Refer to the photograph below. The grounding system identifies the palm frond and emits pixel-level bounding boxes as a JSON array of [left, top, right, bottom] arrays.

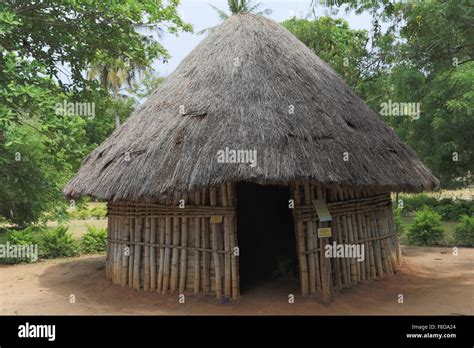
[[210, 4, 229, 20]]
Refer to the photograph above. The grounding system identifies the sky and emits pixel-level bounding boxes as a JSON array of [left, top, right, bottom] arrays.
[[154, 0, 376, 76]]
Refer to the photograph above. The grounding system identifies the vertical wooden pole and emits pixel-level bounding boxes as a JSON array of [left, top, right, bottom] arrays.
[[224, 216, 232, 299], [128, 216, 135, 288], [317, 187, 332, 304], [221, 184, 232, 299], [105, 216, 111, 280], [364, 211, 377, 279], [349, 190, 361, 283], [328, 189, 342, 288], [194, 191, 201, 294], [344, 192, 357, 285], [383, 206, 398, 271], [113, 216, 118, 283], [369, 210, 384, 279], [162, 217, 172, 294], [203, 221, 210, 293], [377, 209, 394, 276], [157, 218, 166, 292], [304, 181, 317, 294], [150, 217, 157, 290], [386, 205, 402, 268], [133, 218, 142, 290], [336, 215, 349, 287], [227, 182, 239, 299], [210, 187, 222, 299], [121, 212, 130, 287], [201, 188, 210, 293], [229, 215, 239, 299], [109, 216, 115, 282], [179, 216, 188, 293], [356, 213, 366, 281], [144, 215, 151, 291], [218, 186, 226, 287], [171, 216, 180, 292], [293, 182, 309, 296]]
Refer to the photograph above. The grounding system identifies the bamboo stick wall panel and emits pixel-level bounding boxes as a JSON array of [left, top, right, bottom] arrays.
[[291, 182, 401, 299], [106, 183, 239, 300]]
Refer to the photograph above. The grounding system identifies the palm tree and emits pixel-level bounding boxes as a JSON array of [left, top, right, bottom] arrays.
[[88, 57, 148, 128], [212, 0, 272, 19], [198, 0, 272, 34]]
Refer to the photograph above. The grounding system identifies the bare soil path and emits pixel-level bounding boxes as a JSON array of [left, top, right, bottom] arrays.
[[1, 246, 472, 315]]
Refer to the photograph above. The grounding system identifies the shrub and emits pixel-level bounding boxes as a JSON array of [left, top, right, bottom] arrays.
[[7, 226, 39, 245], [434, 199, 473, 221], [81, 226, 107, 254], [399, 194, 473, 221], [453, 215, 474, 247], [399, 194, 438, 214], [406, 207, 444, 246], [90, 206, 107, 220], [76, 208, 91, 220], [39, 226, 80, 258]]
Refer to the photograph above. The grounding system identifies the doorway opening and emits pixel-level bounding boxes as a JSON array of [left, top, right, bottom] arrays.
[[236, 182, 298, 293]]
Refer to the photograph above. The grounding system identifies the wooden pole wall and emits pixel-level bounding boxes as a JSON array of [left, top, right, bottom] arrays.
[[105, 181, 399, 302], [106, 183, 238, 299], [290, 181, 401, 301]]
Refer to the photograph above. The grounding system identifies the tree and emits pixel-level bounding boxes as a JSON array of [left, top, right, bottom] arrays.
[[309, 1, 473, 188], [211, 0, 272, 20], [282, 17, 371, 90], [199, 0, 272, 34], [1, 0, 191, 92], [0, 0, 190, 226], [87, 56, 148, 128]]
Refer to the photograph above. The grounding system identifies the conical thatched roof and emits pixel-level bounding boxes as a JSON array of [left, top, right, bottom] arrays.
[[64, 13, 438, 202]]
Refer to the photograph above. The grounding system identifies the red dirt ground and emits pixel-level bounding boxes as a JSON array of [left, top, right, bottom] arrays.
[[0, 246, 472, 315]]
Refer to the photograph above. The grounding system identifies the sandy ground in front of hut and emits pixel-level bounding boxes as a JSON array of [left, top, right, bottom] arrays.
[[1, 246, 472, 315]]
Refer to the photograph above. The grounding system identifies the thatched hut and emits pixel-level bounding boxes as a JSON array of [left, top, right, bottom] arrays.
[[64, 14, 438, 301]]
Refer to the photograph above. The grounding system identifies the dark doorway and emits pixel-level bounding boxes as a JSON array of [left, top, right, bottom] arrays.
[[236, 182, 298, 292]]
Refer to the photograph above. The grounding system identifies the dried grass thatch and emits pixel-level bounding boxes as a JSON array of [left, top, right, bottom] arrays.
[[64, 13, 438, 202]]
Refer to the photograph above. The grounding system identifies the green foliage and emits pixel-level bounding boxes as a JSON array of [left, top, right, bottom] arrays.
[[435, 199, 473, 222], [77, 209, 92, 221], [38, 226, 80, 259], [81, 226, 107, 254], [0, 1, 190, 226], [90, 206, 107, 220], [211, 0, 272, 20], [282, 17, 371, 90], [6, 226, 39, 245], [454, 215, 474, 247], [70, 204, 107, 220], [314, 0, 474, 188], [0, 1, 191, 91], [399, 194, 473, 221], [406, 208, 444, 246], [399, 194, 438, 213]]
